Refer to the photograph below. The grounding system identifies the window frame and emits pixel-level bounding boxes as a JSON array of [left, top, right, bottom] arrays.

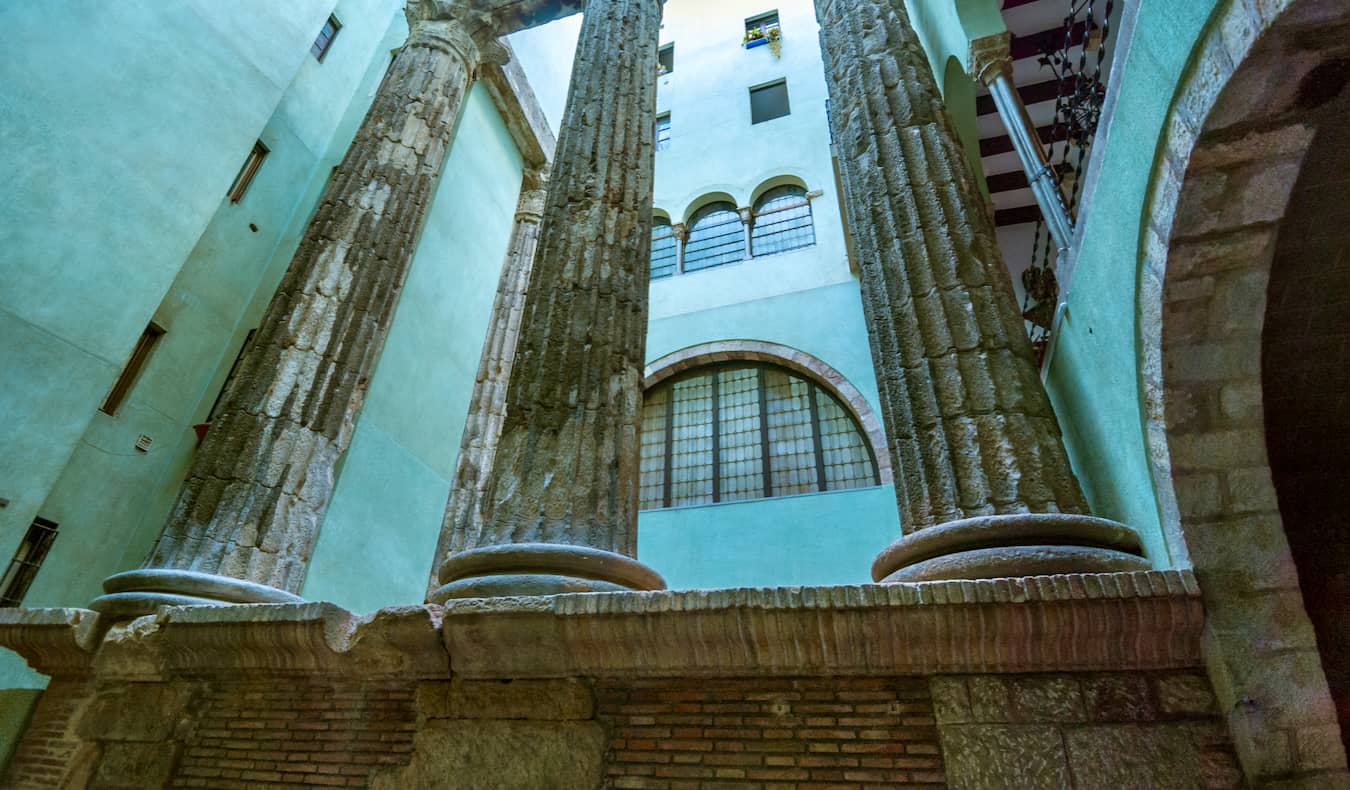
[[657, 43, 674, 75], [744, 11, 781, 41], [311, 14, 342, 62], [100, 322, 166, 416], [749, 79, 791, 124], [649, 217, 678, 279], [227, 140, 269, 204], [640, 361, 881, 510], [682, 201, 746, 272], [0, 517, 59, 607], [750, 184, 816, 256], [655, 112, 672, 151]]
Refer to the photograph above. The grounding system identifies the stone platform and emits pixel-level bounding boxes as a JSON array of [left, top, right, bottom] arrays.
[[0, 571, 1245, 788]]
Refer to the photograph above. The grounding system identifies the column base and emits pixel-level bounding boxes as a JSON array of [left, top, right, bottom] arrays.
[[428, 543, 666, 603], [89, 568, 304, 619], [872, 513, 1150, 583]]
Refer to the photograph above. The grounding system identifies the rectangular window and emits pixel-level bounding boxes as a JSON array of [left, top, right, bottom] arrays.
[[227, 140, 268, 203], [658, 44, 674, 75], [750, 79, 791, 124], [100, 322, 165, 415], [0, 517, 59, 607], [311, 14, 341, 62], [745, 11, 780, 41], [655, 113, 671, 151]]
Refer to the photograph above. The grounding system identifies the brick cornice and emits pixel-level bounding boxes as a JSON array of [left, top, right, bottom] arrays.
[[439, 571, 1204, 679], [0, 572, 1203, 681]]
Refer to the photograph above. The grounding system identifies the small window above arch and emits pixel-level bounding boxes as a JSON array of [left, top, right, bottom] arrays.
[[751, 184, 814, 256], [683, 201, 745, 272], [650, 216, 678, 280]]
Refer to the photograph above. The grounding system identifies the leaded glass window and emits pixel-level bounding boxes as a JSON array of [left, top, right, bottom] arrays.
[[639, 362, 879, 509], [682, 202, 745, 272], [751, 185, 815, 256], [650, 218, 677, 279]]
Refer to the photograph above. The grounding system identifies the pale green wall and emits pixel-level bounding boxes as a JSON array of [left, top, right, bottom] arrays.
[[641, 486, 900, 588], [8, 0, 404, 620], [1045, 0, 1223, 566], [0, 0, 407, 700], [641, 281, 905, 587], [302, 84, 525, 613], [0, 0, 332, 589]]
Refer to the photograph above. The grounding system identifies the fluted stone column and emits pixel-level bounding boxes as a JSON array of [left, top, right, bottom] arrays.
[[815, 0, 1149, 582], [429, 0, 666, 601], [91, 5, 505, 618], [428, 169, 548, 596]]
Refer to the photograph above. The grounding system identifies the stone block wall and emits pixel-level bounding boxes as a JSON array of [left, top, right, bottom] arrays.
[[932, 672, 1243, 789], [596, 678, 945, 789], [4, 671, 1245, 789]]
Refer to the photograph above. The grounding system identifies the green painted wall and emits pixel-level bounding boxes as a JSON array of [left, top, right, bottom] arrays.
[[0, 0, 333, 593], [0, 0, 406, 693], [303, 83, 525, 612], [641, 486, 900, 588], [1044, 0, 1222, 566]]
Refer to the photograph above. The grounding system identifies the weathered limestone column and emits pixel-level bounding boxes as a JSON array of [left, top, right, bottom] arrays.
[[429, 0, 666, 601], [969, 32, 1074, 256], [428, 169, 548, 596], [815, 0, 1149, 582], [91, 5, 506, 617]]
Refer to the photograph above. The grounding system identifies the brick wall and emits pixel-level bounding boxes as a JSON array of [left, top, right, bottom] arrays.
[[4, 679, 94, 789], [596, 677, 946, 789], [174, 680, 417, 788]]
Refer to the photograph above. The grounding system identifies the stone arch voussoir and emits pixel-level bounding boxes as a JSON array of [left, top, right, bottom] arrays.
[[1137, 0, 1350, 782]]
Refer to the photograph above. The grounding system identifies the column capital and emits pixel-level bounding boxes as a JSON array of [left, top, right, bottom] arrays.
[[968, 31, 1012, 86], [406, 0, 509, 68], [671, 222, 687, 241], [515, 167, 549, 222], [737, 206, 754, 224]]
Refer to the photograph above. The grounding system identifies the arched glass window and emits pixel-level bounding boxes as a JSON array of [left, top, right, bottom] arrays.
[[650, 217, 677, 279], [750, 185, 814, 256], [639, 362, 879, 509], [682, 201, 745, 272]]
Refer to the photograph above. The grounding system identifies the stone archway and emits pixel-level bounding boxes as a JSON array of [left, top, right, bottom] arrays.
[[1138, 0, 1350, 782], [644, 340, 893, 485]]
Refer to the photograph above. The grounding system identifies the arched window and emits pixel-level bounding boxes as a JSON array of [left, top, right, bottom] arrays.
[[682, 201, 745, 272], [750, 185, 814, 256], [639, 362, 879, 509], [650, 217, 677, 279]]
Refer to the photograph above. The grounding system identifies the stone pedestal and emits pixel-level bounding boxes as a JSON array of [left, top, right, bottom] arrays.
[[428, 0, 666, 602], [91, 10, 503, 618], [813, 0, 1148, 582]]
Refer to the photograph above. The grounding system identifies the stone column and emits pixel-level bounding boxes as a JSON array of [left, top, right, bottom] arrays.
[[428, 169, 548, 597], [672, 223, 687, 274], [814, 0, 1149, 582], [429, 0, 666, 601], [969, 32, 1074, 256], [738, 206, 755, 258], [91, 6, 506, 618]]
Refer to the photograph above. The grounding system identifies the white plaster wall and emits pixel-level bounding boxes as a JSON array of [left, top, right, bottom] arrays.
[[649, 0, 852, 320]]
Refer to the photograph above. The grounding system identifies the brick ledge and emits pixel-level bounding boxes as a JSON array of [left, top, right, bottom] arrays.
[[0, 571, 1202, 681]]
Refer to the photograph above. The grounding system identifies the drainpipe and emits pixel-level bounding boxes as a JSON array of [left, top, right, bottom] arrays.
[[969, 32, 1074, 258]]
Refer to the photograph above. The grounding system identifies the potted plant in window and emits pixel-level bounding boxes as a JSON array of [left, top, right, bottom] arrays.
[[742, 26, 782, 58]]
